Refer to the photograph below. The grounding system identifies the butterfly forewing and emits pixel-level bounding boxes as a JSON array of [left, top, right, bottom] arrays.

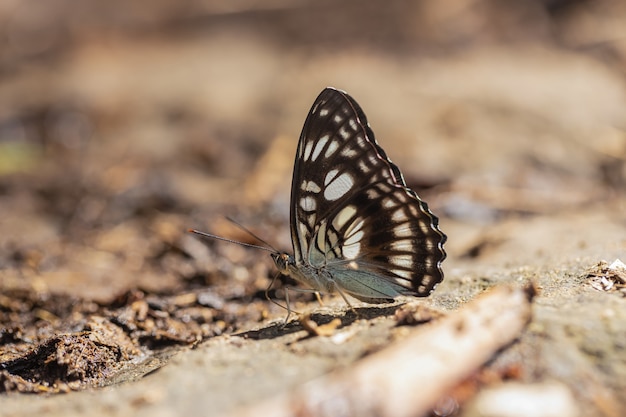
[[289, 88, 446, 298]]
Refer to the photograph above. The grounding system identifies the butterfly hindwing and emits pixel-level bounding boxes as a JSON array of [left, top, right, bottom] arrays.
[[288, 88, 446, 299]]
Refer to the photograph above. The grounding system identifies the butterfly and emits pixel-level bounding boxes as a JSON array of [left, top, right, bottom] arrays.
[[270, 87, 446, 311], [191, 87, 446, 319]]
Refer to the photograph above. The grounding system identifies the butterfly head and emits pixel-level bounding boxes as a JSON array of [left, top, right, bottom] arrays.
[[271, 252, 294, 275]]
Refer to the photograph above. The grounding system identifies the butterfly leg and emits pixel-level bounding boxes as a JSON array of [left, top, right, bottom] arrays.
[[283, 287, 293, 325], [264, 273, 300, 325], [283, 287, 329, 325], [315, 292, 324, 306], [264, 272, 281, 305], [333, 285, 360, 318]]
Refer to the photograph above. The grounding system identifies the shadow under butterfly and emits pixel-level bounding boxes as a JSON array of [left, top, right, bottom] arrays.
[[191, 87, 447, 323]]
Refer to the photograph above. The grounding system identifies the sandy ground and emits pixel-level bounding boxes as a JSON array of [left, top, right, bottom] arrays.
[[1, 1, 626, 416]]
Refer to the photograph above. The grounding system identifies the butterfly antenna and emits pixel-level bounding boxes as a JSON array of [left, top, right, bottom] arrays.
[[224, 216, 279, 253], [188, 229, 275, 253]]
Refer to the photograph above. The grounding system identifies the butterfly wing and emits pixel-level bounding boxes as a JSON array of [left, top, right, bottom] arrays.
[[289, 87, 446, 299]]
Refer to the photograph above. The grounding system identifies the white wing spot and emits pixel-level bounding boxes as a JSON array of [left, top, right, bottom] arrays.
[[358, 160, 370, 174], [315, 222, 327, 255], [303, 141, 314, 160], [327, 229, 339, 250], [299, 222, 309, 243], [311, 135, 329, 161], [389, 239, 414, 252], [382, 198, 396, 209], [324, 172, 354, 201], [393, 226, 412, 238], [367, 189, 380, 199], [344, 230, 364, 247], [300, 196, 317, 211], [319, 108, 329, 117], [349, 119, 358, 131], [325, 140, 340, 158], [341, 147, 358, 158], [419, 221, 432, 235], [342, 242, 361, 260], [334, 114, 343, 124], [332, 205, 357, 231], [339, 127, 350, 140], [392, 268, 413, 279], [390, 254, 413, 268], [324, 169, 339, 186], [392, 208, 408, 222], [302, 180, 321, 193], [345, 218, 364, 237]]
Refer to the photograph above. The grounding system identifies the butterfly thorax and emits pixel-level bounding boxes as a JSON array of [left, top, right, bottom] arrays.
[[271, 252, 337, 293]]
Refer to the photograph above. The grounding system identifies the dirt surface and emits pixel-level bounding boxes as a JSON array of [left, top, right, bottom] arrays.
[[1, 1, 626, 416]]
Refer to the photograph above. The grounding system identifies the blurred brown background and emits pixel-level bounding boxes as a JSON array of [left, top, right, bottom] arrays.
[[2, 0, 625, 296], [1, 0, 625, 415]]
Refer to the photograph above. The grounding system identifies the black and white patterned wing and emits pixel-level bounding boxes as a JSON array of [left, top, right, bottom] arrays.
[[289, 87, 446, 298]]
